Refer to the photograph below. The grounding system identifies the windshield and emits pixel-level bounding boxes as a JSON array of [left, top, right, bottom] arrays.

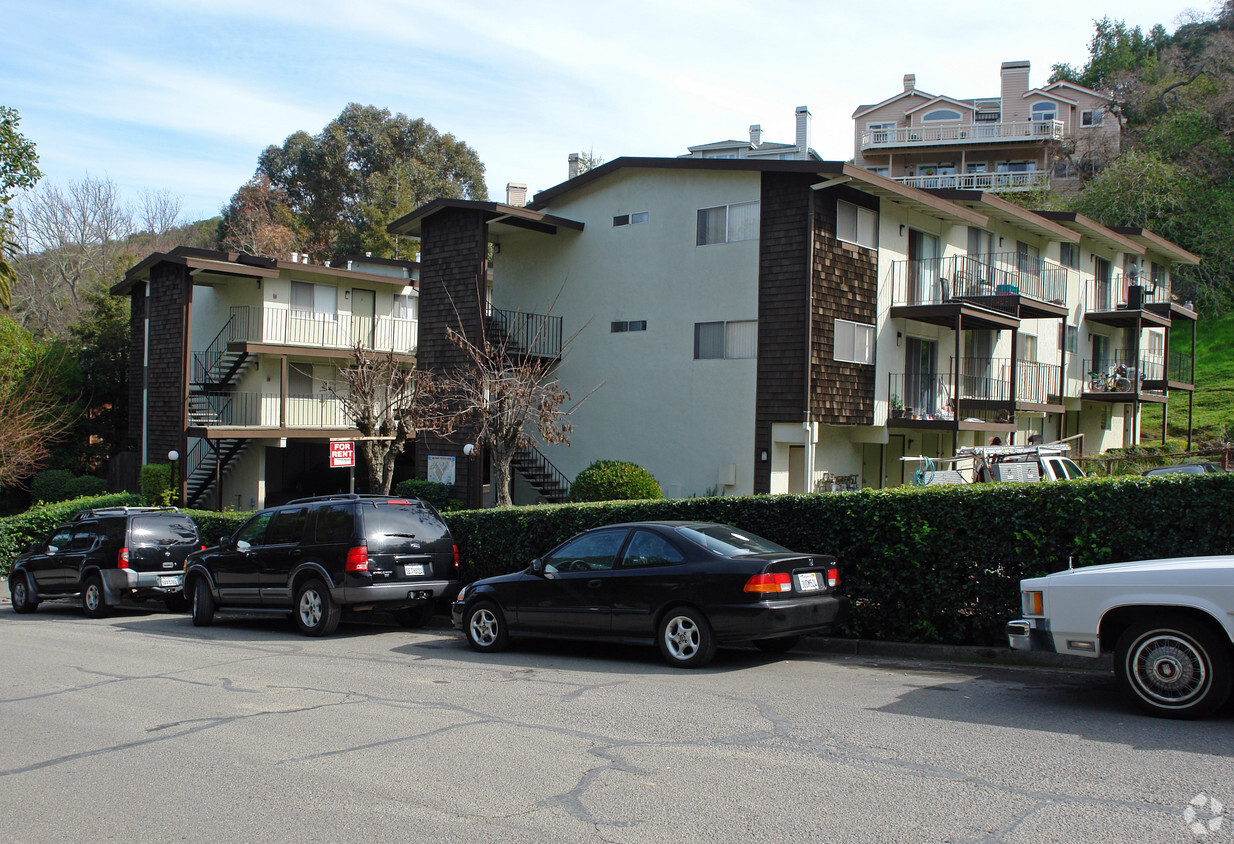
[[676, 524, 790, 557]]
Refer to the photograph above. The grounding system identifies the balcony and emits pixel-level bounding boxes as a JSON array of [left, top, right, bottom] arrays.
[[889, 254, 1071, 320], [886, 371, 1014, 432], [227, 305, 417, 355], [1083, 279, 1174, 330], [861, 120, 1065, 150], [894, 170, 1050, 192], [188, 391, 353, 430], [1083, 353, 1168, 402]]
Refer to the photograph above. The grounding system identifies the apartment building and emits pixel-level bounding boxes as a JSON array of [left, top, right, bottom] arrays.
[[681, 105, 821, 162], [114, 247, 420, 509], [391, 157, 1197, 505], [853, 61, 1119, 192]]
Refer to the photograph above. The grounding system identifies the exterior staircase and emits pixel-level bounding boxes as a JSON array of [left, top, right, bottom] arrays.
[[510, 444, 571, 503], [184, 437, 250, 509]]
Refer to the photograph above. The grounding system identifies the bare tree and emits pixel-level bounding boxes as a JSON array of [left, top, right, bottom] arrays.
[[326, 348, 453, 493], [0, 354, 79, 486], [134, 189, 184, 253], [437, 316, 595, 507]]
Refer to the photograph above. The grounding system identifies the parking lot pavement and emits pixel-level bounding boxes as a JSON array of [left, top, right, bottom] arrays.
[[3, 603, 1231, 843]]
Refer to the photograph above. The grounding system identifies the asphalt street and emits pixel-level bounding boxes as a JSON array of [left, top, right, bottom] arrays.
[[2, 596, 1232, 843]]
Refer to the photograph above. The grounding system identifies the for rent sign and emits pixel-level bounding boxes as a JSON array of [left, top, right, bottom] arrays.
[[329, 441, 356, 468]]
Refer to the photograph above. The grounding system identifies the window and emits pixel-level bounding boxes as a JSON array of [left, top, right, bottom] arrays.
[[867, 122, 896, 143], [290, 281, 338, 320], [543, 530, 627, 572], [965, 163, 988, 174], [611, 320, 647, 333], [289, 364, 314, 396], [1100, 405, 1113, 430], [392, 293, 416, 321], [1031, 102, 1057, 121], [703, 152, 737, 159], [613, 211, 649, 227], [1081, 109, 1104, 127], [1059, 242, 1079, 270], [975, 111, 1000, 122], [968, 227, 994, 261], [834, 319, 875, 365], [1019, 334, 1037, 361], [267, 508, 308, 545], [868, 166, 890, 177], [922, 109, 962, 122], [694, 320, 757, 360], [696, 201, 760, 245], [1065, 324, 1078, 354], [234, 511, 274, 549], [836, 200, 878, 249], [621, 530, 685, 569], [314, 504, 355, 543]]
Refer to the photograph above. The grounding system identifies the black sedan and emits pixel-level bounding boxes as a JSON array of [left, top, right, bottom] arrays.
[[451, 521, 846, 668]]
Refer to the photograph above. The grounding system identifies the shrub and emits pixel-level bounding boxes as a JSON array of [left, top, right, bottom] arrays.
[[444, 473, 1234, 647], [140, 463, 174, 506], [394, 478, 464, 512], [68, 475, 107, 498], [29, 469, 76, 503], [0, 493, 142, 576], [569, 460, 662, 503], [184, 509, 250, 546]]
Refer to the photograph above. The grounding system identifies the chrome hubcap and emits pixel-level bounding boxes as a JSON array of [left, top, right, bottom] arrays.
[[664, 616, 700, 659], [299, 590, 322, 627], [84, 584, 100, 611], [14, 581, 27, 605], [470, 609, 497, 645], [1131, 634, 1206, 706]]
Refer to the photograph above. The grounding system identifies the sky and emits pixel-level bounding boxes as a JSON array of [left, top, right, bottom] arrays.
[[1, 0, 1206, 225]]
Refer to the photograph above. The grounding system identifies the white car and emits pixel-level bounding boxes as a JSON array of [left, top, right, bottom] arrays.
[[1007, 557, 1234, 719]]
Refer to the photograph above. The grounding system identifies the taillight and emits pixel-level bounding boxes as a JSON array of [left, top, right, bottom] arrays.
[[827, 567, 839, 588], [200, 545, 206, 551], [744, 572, 792, 593], [117, 548, 130, 569], [453, 544, 460, 569], [386, 499, 411, 505], [345, 545, 369, 572]]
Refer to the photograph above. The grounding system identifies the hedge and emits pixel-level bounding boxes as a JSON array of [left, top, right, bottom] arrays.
[[442, 473, 1234, 647]]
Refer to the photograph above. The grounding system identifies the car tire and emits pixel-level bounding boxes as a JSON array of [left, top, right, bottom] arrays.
[[294, 578, 341, 637], [753, 636, 801, 654], [1114, 615, 1233, 719], [658, 606, 716, 668], [10, 573, 38, 614], [190, 578, 215, 627], [395, 604, 434, 629], [81, 574, 109, 618], [464, 601, 509, 653]]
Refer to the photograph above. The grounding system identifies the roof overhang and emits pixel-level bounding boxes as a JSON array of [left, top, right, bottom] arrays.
[[928, 190, 1078, 242], [1022, 88, 1078, 106], [1109, 226, 1200, 265], [1042, 80, 1113, 102], [852, 88, 934, 120], [387, 199, 585, 238], [1033, 211, 1145, 255], [903, 95, 976, 116]]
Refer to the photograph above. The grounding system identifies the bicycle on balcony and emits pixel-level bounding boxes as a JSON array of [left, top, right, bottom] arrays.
[[1088, 364, 1133, 393]]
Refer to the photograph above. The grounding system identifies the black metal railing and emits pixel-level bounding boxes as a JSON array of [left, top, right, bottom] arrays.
[[953, 357, 1011, 402], [513, 444, 571, 501], [192, 311, 238, 385], [487, 307, 563, 359], [889, 254, 1070, 309], [1083, 352, 1166, 391], [1015, 359, 1060, 405], [1167, 349, 1194, 383]]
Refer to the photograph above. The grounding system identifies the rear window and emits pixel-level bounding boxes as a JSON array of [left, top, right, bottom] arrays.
[[676, 525, 789, 557], [131, 515, 200, 547], [314, 503, 356, 543], [360, 501, 450, 548]]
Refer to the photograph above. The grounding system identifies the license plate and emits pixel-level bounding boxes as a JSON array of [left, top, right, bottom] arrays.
[[159, 575, 182, 588], [796, 572, 820, 592], [404, 564, 425, 577]]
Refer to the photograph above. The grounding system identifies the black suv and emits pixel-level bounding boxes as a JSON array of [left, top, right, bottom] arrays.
[[9, 507, 203, 617], [183, 494, 460, 636]]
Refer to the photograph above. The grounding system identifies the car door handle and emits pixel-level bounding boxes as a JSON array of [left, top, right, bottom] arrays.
[[587, 580, 602, 589]]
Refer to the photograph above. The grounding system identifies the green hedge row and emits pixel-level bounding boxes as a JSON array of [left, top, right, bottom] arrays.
[[442, 474, 1234, 646]]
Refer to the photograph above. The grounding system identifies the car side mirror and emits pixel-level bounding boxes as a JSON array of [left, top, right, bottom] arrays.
[[531, 558, 545, 574], [219, 536, 234, 550], [27, 542, 42, 553]]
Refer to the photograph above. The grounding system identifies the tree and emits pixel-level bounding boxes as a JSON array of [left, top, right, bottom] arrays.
[[0, 316, 78, 486], [65, 291, 130, 468], [230, 104, 488, 262], [1, 106, 42, 308], [327, 348, 452, 494], [437, 317, 594, 507], [217, 175, 299, 258]]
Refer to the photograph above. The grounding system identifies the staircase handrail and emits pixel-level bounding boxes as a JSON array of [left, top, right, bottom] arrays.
[[192, 310, 239, 385], [516, 443, 571, 499]]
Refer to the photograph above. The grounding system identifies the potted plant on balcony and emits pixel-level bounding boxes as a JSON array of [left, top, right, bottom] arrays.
[[890, 394, 905, 419]]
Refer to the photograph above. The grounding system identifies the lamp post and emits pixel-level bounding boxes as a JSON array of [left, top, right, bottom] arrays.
[[168, 450, 180, 506]]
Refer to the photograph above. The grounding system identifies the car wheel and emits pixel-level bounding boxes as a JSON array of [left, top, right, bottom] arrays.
[[190, 578, 215, 627], [395, 603, 434, 629], [753, 636, 801, 654], [81, 574, 109, 618], [1114, 615, 1233, 719], [658, 607, 716, 668], [294, 578, 341, 637], [465, 601, 509, 653], [10, 573, 38, 614]]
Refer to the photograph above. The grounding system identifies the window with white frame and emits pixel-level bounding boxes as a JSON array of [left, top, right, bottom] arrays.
[[867, 121, 895, 143], [836, 200, 878, 249], [392, 292, 416, 321], [611, 320, 647, 333], [696, 201, 760, 245], [922, 109, 962, 122], [834, 319, 875, 365], [1059, 242, 1080, 269], [1031, 102, 1057, 121], [1018, 333, 1038, 361], [290, 281, 338, 320], [694, 320, 757, 360], [1081, 109, 1104, 127], [613, 211, 649, 227]]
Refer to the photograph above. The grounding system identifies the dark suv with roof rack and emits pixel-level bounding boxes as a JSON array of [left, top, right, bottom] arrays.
[[183, 494, 460, 636], [9, 507, 203, 617]]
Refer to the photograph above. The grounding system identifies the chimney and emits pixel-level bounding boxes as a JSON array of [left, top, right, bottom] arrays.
[[795, 106, 812, 158], [1000, 61, 1031, 121], [903, 73, 916, 92], [506, 182, 528, 207], [568, 152, 583, 179], [749, 124, 763, 146]]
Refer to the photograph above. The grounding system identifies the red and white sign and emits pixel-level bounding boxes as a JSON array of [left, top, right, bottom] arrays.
[[329, 441, 356, 468]]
